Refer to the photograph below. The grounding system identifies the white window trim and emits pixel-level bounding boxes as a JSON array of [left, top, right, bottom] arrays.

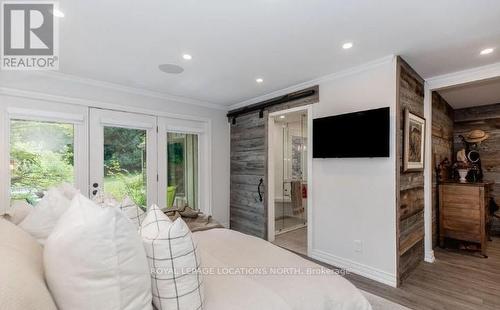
[[0, 90, 214, 217], [0, 109, 9, 215], [1, 103, 89, 214], [158, 118, 212, 215], [89, 108, 158, 207]]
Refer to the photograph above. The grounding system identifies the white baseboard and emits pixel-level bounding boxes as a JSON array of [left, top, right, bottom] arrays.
[[311, 249, 397, 287], [424, 250, 435, 263]]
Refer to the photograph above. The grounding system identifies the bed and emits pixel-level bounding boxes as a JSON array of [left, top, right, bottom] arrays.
[[193, 228, 372, 310]]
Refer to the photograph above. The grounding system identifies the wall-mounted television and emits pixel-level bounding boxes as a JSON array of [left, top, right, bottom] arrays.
[[313, 107, 390, 158]]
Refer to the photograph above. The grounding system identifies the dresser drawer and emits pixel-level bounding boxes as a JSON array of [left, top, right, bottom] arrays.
[[441, 207, 480, 221], [443, 218, 480, 234], [441, 185, 480, 196]]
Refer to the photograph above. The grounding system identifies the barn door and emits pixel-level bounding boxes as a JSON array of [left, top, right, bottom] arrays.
[[230, 111, 267, 238]]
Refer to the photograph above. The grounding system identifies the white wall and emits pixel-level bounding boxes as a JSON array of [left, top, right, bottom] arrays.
[[0, 72, 230, 226], [310, 57, 398, 286]]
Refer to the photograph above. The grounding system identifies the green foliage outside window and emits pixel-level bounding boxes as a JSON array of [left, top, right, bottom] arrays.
[[103, 127, 147, 207], [10, 120, 74, 204]]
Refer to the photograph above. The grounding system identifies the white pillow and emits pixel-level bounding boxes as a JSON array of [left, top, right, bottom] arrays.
[[92, 191, 120, 208], [56, 183, 80, 200], [44, 194, 152, 310], [18, 188, 71, 244], [140, 204, 204, 310], [5, 200, 32, 224], [119, 196, 146, 228]]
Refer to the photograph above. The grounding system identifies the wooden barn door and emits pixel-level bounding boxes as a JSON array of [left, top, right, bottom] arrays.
[[230, 111, 267, 239]]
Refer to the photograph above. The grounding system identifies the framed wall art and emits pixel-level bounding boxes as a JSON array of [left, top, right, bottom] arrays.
[[404, 109, 426, 172]]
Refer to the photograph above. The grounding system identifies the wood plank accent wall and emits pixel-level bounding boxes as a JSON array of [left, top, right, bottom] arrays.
[[454, 103, 500, 235], [396, 57, 425, 284], [229, 86, 319, 239], [431, 92, 454, 247], [230, 111, 267, 238]]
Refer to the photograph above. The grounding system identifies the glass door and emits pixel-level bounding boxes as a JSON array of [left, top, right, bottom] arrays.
[[166, 132, 199, 210], [89, 109, 157, 208], [273, 111, 308, 234], [157, 118, 207, 213]]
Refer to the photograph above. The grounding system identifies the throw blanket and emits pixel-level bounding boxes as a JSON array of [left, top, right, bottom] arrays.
[[164, 206, 224, 232]]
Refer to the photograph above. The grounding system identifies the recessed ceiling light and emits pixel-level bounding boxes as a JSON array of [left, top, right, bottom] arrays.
[[279, 115, 285, 119], [256, 78, 264, 83], [53, 8, 64, 17], [342, 42, 353, 49], [182, 54, 192, 60], [480, 48, 494, 55]]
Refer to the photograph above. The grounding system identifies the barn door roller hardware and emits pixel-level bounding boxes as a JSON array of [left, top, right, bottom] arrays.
[[227, 86, 317, 124]]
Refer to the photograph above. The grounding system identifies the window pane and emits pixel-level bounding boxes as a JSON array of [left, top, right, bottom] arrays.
[[103, 127, 147, 207], [167, 132, 198, 209], [10, 120, 74, 204]]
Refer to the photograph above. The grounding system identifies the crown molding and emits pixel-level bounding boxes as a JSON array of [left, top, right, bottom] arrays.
[[425, 61, 500, 90], [32, 71, 228, 111], [228, 55, 396, 110], [0, 86, 212, 123]]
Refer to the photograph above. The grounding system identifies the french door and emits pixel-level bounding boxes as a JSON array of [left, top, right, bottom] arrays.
[[89, 109, 158, 207], [2, 103, 209, 214]]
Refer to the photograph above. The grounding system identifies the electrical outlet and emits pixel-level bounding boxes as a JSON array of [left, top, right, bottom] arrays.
[[354, 240, 363, 253]]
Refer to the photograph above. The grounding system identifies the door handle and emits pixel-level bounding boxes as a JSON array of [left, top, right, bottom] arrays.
[[92, 183, 99, 196], [258, 178, 264, 202]]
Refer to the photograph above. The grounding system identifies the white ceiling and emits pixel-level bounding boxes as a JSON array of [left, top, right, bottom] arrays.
[[27, 1, 500, 107], [438, 77, 500, 109]]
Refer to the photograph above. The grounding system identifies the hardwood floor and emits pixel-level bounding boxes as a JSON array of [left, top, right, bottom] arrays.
[[346, 237, 500, 310], [272, 227, 307, 255], [275, 228, 500, 309]]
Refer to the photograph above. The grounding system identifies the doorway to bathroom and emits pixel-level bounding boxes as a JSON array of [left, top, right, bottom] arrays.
[[268, 106, 312, 256]]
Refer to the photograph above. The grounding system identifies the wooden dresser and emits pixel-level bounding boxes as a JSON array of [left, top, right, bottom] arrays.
[[439, 181, 493, 257]]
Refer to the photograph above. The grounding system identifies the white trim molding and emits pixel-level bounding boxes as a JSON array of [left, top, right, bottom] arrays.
[[424, 250, 435, 263], [0, 87, 212, 123], [229, 55, 395, 110], [423, 83, 434, 263], [1, 101, 90, 212], [157, 117, 212, 216], [426, 61, 500, 91], [0, 108, 9, 215], [34, 71, 228, 111], [7, 107, 85, 124], [311, 249, 397, 287]]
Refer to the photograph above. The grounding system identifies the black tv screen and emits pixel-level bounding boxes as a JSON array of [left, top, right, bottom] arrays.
[[313, 107, 390, 158]]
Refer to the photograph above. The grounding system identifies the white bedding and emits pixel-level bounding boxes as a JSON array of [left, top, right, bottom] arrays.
[[193, 229, 372, 310]]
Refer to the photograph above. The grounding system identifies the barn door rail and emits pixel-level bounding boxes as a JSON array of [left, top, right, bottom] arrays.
[[227, 86, 317, 123]]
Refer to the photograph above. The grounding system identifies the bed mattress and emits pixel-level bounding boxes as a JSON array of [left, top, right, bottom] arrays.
[[193, 228, 372, 310]]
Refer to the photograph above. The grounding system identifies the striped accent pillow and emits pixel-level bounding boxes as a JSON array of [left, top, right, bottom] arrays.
[[140, 205, 204, 310]]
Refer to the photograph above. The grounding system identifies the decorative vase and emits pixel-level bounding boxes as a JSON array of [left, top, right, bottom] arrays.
[[457, 169, 469, 183]]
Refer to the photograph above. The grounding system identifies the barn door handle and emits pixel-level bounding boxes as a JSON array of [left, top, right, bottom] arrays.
[[258, 178, 264, 202]]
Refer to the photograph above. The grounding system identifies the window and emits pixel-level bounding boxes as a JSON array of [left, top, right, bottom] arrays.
[[167, 132, 198, 209], [10, 119, 74, 204], [103, 127, 147, 207]]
